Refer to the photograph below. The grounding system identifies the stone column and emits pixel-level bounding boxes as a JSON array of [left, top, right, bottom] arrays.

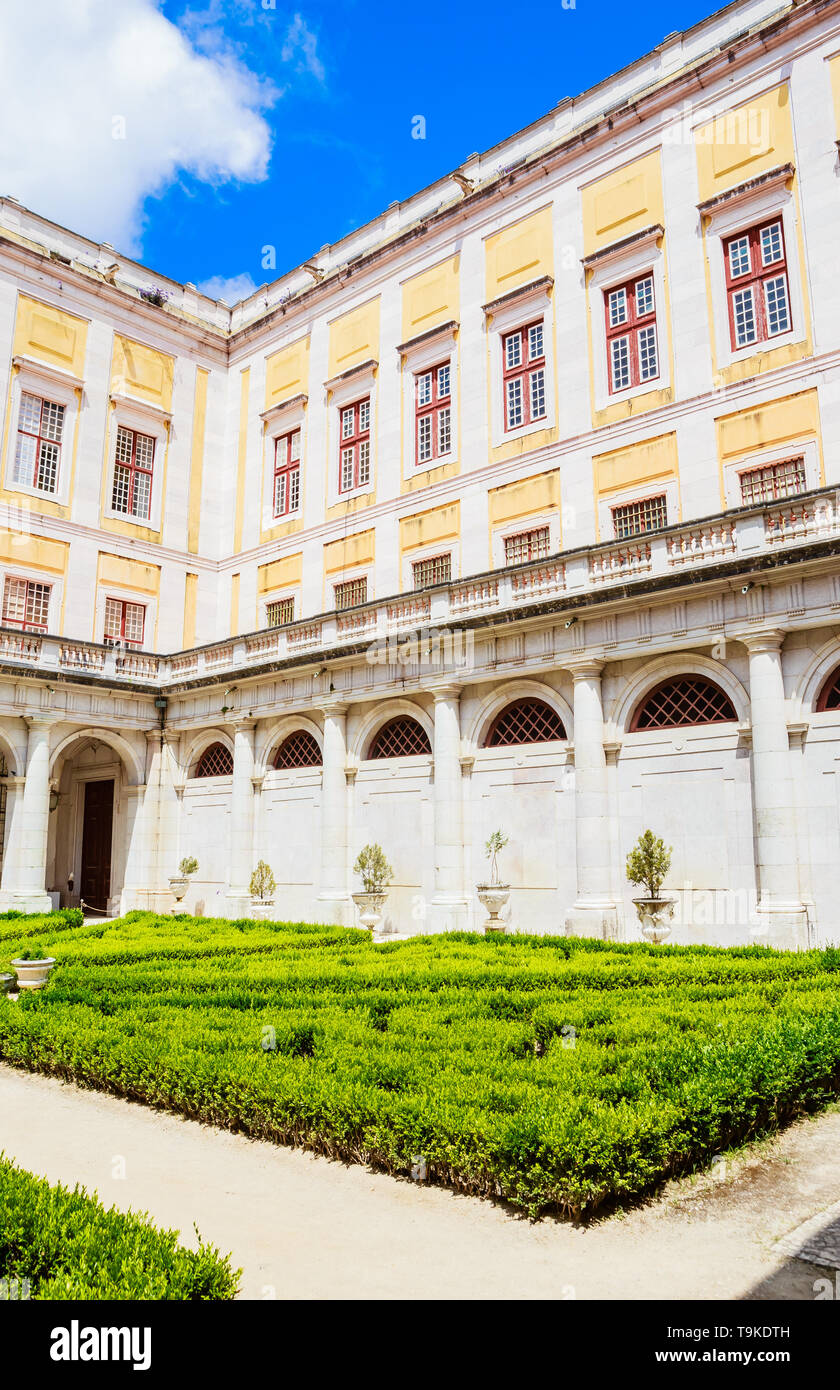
[[430, 685, 469, 932], [0, 715, 56, 913], [741, 630, 807, 947], [317, 702, 352, 925], [227, 720, 256, 912], [564, 659, 619, 938], [121, 730, 178, 913]]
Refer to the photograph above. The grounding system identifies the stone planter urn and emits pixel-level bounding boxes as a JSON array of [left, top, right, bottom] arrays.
[[0, 972, 15, 994], [169, 876, 189, 905], [352, 891, 388, 936], [11, 957, 56, 991], [476, 883, 511, 933], [251, 897, 275, 919], [633, 897, 676, 944]]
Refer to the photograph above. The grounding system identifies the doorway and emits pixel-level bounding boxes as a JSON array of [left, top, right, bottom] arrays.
[[80, 779, 114, 911]]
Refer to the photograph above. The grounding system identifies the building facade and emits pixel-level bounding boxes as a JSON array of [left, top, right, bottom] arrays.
[[0, 0, 839, 945]]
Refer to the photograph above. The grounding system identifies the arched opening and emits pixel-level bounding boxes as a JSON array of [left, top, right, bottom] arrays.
[[273, 730, 323, 769], [367, 716, 431, 759], [49, 733, 139, 915], [630, 676, 737, 731], [485, 697, 567, 746], [193, 742, 234, 778], [816, 665, 840, 712]]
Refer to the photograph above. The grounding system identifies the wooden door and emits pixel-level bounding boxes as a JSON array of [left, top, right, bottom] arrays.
[[80, 780, 114, 911]]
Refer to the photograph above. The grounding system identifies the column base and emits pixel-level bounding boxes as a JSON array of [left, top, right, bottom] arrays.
[[428, 894, 471, 934], [0, 890, 55, 915], [316, 892, 354, 929], [121, 888, 178, 916], [750, 902, 810, 950], [564, 901, 620, 940]]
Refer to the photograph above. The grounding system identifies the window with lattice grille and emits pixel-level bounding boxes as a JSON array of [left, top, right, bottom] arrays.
[[612, 494, 667, 539], [412, 553, 451, 589], [485, 698, 566, 746], [816, 666, 840, 712], [503, 527, 550, 566], [112, 425, 155, 520], [14, 392, 65, 494], [104, 597, 145, 649], [334, 577, 367, 610], [274, 730, 323, 769], [2, 576, 51, 632], [194, 742, 234, 777], [739, 457, 806, 506], [368, 716, 431, 759], [265, 597, 294, 628], [631, 677, 737, 731]]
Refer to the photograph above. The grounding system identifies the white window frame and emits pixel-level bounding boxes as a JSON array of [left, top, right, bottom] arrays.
[[105, 394, 167, 532], [0, 565, 60, 634], [260, 396, 306, 531], [491, 511, 561, 569], [723, 437, 819, 511], [398, 324, 459, 479], [596, 476, 680, 543], [586, 229, 670, 413], [701, 173, 805, 371], [6, 357, 83, 508], [325, 365, 377, 509], [94, 584, 155, 650], [485, 286, 555, 450]]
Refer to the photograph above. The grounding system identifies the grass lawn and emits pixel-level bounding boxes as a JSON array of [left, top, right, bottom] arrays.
[[2, 910, 840, 1217]]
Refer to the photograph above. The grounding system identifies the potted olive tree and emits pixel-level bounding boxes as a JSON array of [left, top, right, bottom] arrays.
[[476, 829, 510, 933], [170, 856, 198, 906], [250, 860, 276, 916], [626, 830, 675, 943], [352, 844, 393, 936], [10, 943, 56, 991]]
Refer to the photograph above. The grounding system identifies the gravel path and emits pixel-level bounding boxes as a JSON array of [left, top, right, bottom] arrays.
[[2, 1062, 839, 1300]]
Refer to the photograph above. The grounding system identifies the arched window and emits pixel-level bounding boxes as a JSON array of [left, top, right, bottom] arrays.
[[485, 697, 566, 747], [193, 742, 234, 777], [631, 676, 737, 731], [273, 730, 323, 769], [368, 716, 431, 759], [816, 665, 840, 712]]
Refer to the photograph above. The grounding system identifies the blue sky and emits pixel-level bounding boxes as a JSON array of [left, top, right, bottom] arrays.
[[1, 0, 724, 301]]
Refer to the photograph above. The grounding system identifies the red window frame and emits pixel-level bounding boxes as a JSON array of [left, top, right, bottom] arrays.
[[415, 361, 452, 465], [412, 553, 452, 589], [723, 220, 791, 352], [112, 425, 155, 521], [338, 398, 371, 494], [816, 665, 840, 713], [611, 493, 668, 540], [503, 526, 550, 566], [14, 393, 65, 494], [334, 577, 367, 610], [273, 429, 301, 517], [502, 321, 546, 431], [103, 596, 145, 650], [738, 457, 806, 506], [265, 596, 294, 628], [2, 575, 51, 632], [604, 273, 658, 394]]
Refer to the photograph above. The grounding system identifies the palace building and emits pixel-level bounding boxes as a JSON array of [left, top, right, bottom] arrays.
[[1, 0, 839, 946]]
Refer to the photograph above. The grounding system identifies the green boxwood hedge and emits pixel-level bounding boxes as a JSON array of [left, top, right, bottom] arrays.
[[2, 912, 840, 1216], [0, 1155, 239, 1299]]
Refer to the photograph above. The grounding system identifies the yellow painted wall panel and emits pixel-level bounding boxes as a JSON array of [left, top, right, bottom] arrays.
[[230, 573, 240, 636], [323, 529, 375, 575], [829, 55, 840, 136], [98, 552, 161, 597], [0, 531, 68, 574], [593, 434, 678, 497], [265, 338, 310, 408], [695, 84, 794, 203], [257, 553, 303, 594], [716, 390, 819, 461], [581, 152, 664, 256], [233, 369, 250, 553], [183, 572, 197, 648], [13, 295, 88, 377], [488, 470, 561, 526], [328, 300, 380, 378], [111, 336, 174, 411], [187, 368, 208, 555], [401, 257, 459, 340], [485, 208, 553, 300], [399, 502, 460, 555]]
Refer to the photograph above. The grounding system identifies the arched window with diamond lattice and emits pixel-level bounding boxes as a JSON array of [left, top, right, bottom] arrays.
[[367, 716, 431, 759], [485, 698, 567, 747], [630, 677, 737, 731]]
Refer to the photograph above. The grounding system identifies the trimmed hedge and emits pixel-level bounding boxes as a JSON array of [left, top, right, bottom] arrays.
[[2, 912, 840, 1216], [0, 1156, 239, 1299]]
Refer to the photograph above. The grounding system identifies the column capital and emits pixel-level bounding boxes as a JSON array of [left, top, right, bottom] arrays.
[[318, 700, 348, 719], [22, 713, 60, 731], [563, 655, 605, 681], [228, 716, 258, 733], [429, 683, 462, 703], [735, 627, 786, 654]]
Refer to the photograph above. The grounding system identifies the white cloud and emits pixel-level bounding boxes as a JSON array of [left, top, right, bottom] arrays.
[[0, 0, 276, 256], [282, 13, 325, 84], [197, 272, 258, 304]]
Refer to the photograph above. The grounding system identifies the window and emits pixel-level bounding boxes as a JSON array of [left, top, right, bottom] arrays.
[[103, 597, 145, 649], [605, 273, 659, 393], [631, 677, 737, 731], [334, 577, 367, 610], [13, 392, 65, 494], [739, 457, 806, 506], [273, 730, 323, 769], [412, 553, 451, 589], [816, 666, 840, 713], [2, 576, 51, 632], [273, 429, 301, 517], [339, 398, 371, 494], [502, 321, 546, 431], [612, 494, 668, 540], [112, 425, 155, 520], [485, 698, 567, 747], [723, 220, 790, 350], [368, 716, 431, 759], [415, 362, 452, 465], [503, 527, 550, 566], [194, 742, 234, 778], [265, 597, 294, 628]]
